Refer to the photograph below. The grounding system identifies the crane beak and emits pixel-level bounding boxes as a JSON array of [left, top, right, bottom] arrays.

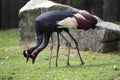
[[31, 52, 37, 64]]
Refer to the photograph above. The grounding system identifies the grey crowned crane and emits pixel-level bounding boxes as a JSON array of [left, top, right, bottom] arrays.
[[23, 10, 97, 68]]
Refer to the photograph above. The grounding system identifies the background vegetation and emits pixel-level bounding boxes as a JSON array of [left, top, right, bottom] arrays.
[[1, 0, 120, 29]]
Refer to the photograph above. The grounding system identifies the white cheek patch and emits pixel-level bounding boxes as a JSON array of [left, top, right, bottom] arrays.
[[74, 13, 86, 20], [25, 50, 28, 54], [57, 17, 78, 29]]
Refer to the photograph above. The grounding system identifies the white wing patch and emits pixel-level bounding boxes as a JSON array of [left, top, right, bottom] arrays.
[[74, 13, 86, 20], [57, 17, 78, 29]]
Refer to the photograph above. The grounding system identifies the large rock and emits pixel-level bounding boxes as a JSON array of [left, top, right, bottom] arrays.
[[19, 0, 88, 42], [19, 0, 120, 53]]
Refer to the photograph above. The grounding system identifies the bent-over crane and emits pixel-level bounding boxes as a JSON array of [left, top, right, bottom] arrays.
[[23, 10, 97, 68]]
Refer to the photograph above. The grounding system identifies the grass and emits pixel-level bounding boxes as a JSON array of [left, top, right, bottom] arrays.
[[0, 29, 120, 80], [115, 21, 120, 25]]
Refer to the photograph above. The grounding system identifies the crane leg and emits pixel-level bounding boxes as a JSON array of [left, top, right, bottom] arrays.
[[49, 33, 53, 68], [56, 32, 60, 67], [66, 31, 85, 65], [59, 33, 71, 67]]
